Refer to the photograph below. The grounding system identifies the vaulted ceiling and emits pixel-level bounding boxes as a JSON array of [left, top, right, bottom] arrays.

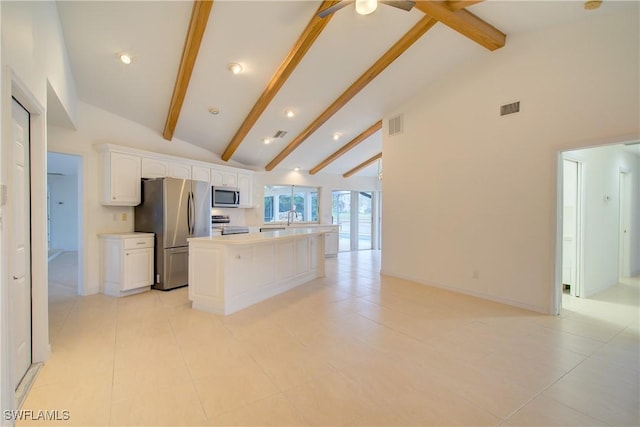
[[56, 0, 624, 177]]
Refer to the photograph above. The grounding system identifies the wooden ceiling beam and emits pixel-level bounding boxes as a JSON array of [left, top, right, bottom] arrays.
[[414, 1, 505, 51], [343, 153, 382, 178], [163, 0, 213, 141], [447, 1, 484, 11], [309, 120, 382, 175], [221, 1, 341, 162], [265, 16, 437, 172]]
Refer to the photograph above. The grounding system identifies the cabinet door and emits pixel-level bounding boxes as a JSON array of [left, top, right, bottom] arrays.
[[106, 152, 141, 205], [211, 168, 237, 187], [325, 232, 338, 256], [237, 172, 252, 207], [169, 162, 192, 180], [123, 248, 154, 291], [192, 165, 211, 184], [141, 158, 169, 178]]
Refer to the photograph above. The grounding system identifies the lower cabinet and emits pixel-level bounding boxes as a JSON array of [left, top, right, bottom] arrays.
[[100, 232, 154, 297]]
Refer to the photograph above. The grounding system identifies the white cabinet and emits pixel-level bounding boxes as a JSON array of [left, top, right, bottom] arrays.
[[324, 231, 338, 257], [211, 168, 237, 187], [192, 165, 211, 184], [169, 161, 192, 180], [237, 172, 253, 207], [100, 233, 155, 297], [141, 157, 169, 178], [101, 151, 141, 206]]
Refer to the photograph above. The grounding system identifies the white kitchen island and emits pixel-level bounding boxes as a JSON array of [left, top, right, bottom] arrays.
[[188, 228, 327, 315]]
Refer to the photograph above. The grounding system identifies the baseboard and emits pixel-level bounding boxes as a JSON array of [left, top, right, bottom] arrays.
[[380, 269, 549, 314]]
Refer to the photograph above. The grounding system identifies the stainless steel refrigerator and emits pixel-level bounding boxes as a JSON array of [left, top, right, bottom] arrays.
[[134, 177, 210, 290]]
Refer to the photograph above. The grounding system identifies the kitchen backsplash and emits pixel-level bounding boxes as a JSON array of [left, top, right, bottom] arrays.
[[211, 207, 246, 225]]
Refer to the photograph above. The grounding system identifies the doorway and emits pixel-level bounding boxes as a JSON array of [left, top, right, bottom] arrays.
[[47, 152, 81, 296], [332, 190, 374, 252]]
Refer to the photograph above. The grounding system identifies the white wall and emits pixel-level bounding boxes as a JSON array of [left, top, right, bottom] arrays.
[[1, 0, 77, 419], [48, 174, 78, 251], [247, 169, 381, 226], [564, 145, 640, 297], [382, 7, 640, 313]]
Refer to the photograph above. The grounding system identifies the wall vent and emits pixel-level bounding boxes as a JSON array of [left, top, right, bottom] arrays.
[[500, 101, 520, 116], [273, 130, 287, 139], [388, 114, 404, 136]]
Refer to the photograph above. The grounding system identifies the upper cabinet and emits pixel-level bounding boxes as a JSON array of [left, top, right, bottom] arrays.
[[237, 172, 252, 208], [192, 165, 211, 184], [141, 157, 168, 178], [211, 168, 237, 187], [101, 151, 141, 206], [168, 161, 191, 180], [96, 144, 253, 208]]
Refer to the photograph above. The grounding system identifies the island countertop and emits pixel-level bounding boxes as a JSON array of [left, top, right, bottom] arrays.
[[188, 228, 326, 315], [188, 227, 328, 245]]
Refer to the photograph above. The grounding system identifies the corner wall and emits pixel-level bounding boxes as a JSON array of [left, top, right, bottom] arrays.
[[381, 7, 640, 313]]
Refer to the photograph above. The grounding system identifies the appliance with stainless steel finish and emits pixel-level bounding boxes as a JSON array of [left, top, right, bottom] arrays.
[[212, 186, 240, 208], [135, 177, 211, 290], [211, 214, 249, 235]]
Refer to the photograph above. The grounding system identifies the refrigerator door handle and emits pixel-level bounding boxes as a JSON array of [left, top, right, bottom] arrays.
[[187, 191, 192, 235], [190, 191, 196, 235]]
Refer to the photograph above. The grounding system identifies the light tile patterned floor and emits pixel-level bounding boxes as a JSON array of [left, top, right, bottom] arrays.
[[19, 250, 639, 426]]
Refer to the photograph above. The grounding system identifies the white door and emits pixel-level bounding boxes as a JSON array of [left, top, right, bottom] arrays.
[[562, 159, 581, 297], [619, 171, 631, 278], [10, 97, 32, 389]]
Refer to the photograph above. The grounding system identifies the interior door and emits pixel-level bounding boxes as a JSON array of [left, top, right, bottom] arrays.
[[10, 97, 32, 389]]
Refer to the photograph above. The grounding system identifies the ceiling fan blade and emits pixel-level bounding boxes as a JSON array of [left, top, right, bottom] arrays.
[[380, 0, 416, 12], [317, 1, 353, 18]]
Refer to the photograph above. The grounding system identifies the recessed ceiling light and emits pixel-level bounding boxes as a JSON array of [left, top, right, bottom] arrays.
[[332, 133, 341, 141], [263, 138, 272, 145], [285, 109, 295, 118], [227, 63, 243, 75], [118, 52, 134, 65], [294, 167, 300, 172], [208, 107, 220, 115]]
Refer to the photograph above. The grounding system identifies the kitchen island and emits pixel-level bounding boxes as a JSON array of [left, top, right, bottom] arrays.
[[188, 228, 327, 315]]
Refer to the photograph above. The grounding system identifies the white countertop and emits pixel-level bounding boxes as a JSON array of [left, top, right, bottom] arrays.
[[98, 232, 154, 238], [189, 227, 328, 245]]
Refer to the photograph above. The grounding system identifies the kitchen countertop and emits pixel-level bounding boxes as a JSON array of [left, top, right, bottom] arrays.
[[190, 227, 328, 245]]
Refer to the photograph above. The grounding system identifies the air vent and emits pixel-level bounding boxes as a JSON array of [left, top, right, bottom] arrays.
[[500, 101, 520, 116], [273, 130, 287, 139], [388, 114, 403, 136]]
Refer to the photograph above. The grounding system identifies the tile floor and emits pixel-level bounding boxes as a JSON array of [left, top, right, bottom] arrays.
[[19, 250, 639, 426]]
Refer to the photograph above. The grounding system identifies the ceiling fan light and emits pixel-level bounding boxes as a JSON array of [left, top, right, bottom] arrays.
[[355, 0, 377, 15]]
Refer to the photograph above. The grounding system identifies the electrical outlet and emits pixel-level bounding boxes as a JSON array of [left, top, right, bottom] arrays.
[[121, 212, 127, 221]]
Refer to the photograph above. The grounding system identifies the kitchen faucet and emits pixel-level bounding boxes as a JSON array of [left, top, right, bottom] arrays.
[[287, 210, 294, 226]]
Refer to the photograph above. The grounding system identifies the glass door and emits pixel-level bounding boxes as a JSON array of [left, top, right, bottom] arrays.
[[358, 192, 372, 250], [332, 191, 351, 252]]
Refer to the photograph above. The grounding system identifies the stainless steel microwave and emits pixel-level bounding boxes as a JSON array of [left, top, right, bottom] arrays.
[[212, 186, 240, 208]]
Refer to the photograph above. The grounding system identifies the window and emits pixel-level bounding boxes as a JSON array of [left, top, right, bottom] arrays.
[[264, 185, 319, 224]]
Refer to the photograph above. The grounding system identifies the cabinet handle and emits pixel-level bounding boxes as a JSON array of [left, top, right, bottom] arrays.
[[125, 253, 129, 256], [136, 242, 145, 245]]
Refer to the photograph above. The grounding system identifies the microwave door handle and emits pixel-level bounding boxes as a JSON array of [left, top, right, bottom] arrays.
[[236, 191, 240, 206]]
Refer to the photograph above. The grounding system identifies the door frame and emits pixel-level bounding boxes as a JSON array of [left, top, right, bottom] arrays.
[[1, 70, 50, 413], [562, 158, 584, 298], [618, 168, 632, 279]]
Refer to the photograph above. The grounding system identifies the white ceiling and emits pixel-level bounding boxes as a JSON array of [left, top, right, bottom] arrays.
[[55, 0, 635, 177]]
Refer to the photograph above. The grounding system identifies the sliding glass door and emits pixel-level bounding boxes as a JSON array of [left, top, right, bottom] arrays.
[[332, 190, 374, 252]]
